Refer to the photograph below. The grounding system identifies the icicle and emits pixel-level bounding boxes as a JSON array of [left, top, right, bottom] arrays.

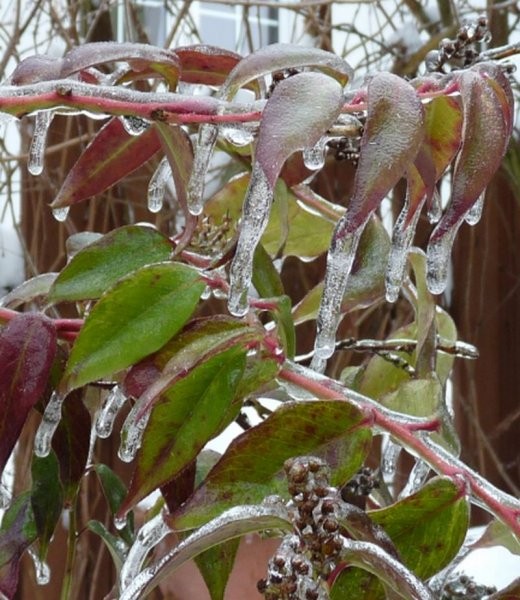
[[399, 460, 430, 499], [187, 124, 219, 215], [381, 437, 401, 485], [302, 137, 328, 171], [120, 115, 149, 136], [118, 404, 150, 463], [95, 385, 128, 439], [34, 391, 65, 458], [147, 157, 171, 213], [427, 188, 442, 224], [386, 200, 423, 303], [120, 511, 171, 590], [311, 221, 365, 371], [28, 549, 50, 586], [52, 206, 70, 222], [465, 192, 485, 225], [221, 124, 255, 147], [228, 165, 273, 317], [426, 224, 460, 295], [28, 111, 53, 176]]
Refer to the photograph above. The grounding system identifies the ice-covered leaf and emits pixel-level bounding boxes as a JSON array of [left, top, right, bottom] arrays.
[[0, 274, 58, 309], [228, 72, 344, 315], [427, 66, 514, 294], [10, 55, 61, 84], [293, 216, 390, 324], [87, 520, 127, 571], [30, 452, 63, 559], [52, 118, 161, 208], [313, 73, 424, 362], [174, 400, 371, 528], [119, 504, 291, 600], [51, 392, 91, 502], [0, 313, 56, 474], [175, 45, 250, 88], [94, 464, 133, 543], [0, 494, 37, 599], [332, 477, 469, 598], [120, 346, 247, 514], [61, 262, 204, 391], [469, 519, 520, 555], [48, 225, 172, 303], [220, 43, 353, 99], [194, 540, 240, 600], [62, 42, 181, 87]]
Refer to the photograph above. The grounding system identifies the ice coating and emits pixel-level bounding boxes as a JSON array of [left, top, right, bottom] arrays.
[[302, 136, 328, 171], [147, 157, 171, 213], [52, 206, 70, 222], [28, 110, 53, 176], [120, 115, 149, 136], [118, 404, 150, 463], [95, 385, 128, 439], [399, 459, 430, 499], [426, 223, 460, 295], [228, 164, 273, 317], [28, 548, 51, 586], [34, 391, 65, 458], [381, 437, 401, 482], [427, 188, 443, 224], [386, 200, 423, 303], [465, 191, 485, 225], [311, 221, 365, 370], [187, 124, 219, 215], [221, 123, 255, 147], [0, 481, 11, 510], [120, 511, 171, 590]]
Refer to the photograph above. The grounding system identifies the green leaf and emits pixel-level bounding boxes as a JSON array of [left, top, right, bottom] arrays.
[[332, 477, 469, 598], [94, 464, 134, 543], [469, 520, 520, 555], [121, 347, 247, 513], [30, 452, 63, 559], [61, 262, 204, 391], [194, 539, 240, 600], [175, 400, 371, 529], [87, 520, 127, 571], [48, 225, 172, 303], [252, 244, 284, 298], [293, 216, 390, 324]]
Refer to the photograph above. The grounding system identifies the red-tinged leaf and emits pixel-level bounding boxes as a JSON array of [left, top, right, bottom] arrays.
[[220, 43, 353, 99], [175, 45, 249, 88], [255, 72, 344, 188], [174, 400, 371, 529], [0, 314, 57, 474], [340, 73, 425, 234], [0, 494, 37, 599], [10, 55, 61, 85], [427, 67, 513, 293], [51, 391, 91, 502], [61, 42, 181, 87], [52, 117, 161, 208], [120, 346, 247, 514]]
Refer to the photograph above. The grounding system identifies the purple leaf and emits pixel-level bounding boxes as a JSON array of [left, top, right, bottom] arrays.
[[0, 314, 57, 474]]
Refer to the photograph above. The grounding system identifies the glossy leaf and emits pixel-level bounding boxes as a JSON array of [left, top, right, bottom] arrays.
[[87, 520, 127, 571], [219, 43, 353, 99], [61, 262, 204, 391], [120, 346, 247, 514], [52, 118, 161, 208], [0, 274, 58, 309], [48, 225, 172, 303], [0, 313, 56, 474], [292, 216, 390, 324], [175, 45, 248, 88], [94, 464, 133, 543], [51, 392, 91, 502], [194, 539, 240, 600], [254, 71, 344, 188], [120, 504, 292, 600], [0, 494, 37, 599], [174, 400, 371, 528], [332, 477, 469, 598], [30, 452, 63, 559], [338, 73, 424, 235]]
